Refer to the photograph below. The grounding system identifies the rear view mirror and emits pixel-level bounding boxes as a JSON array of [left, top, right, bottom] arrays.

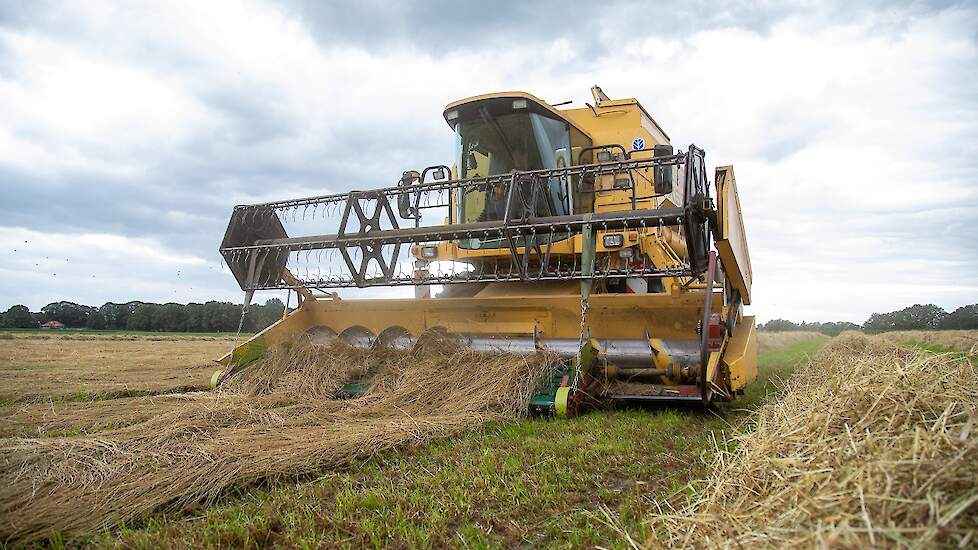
[[398, 171, 420, 219], [653, 144, 674, 195]]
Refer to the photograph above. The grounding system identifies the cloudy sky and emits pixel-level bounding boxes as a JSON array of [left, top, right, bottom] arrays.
[[1, 0, 976, 323]]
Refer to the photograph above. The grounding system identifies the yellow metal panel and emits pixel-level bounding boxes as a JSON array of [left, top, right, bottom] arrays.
[[217, 306, 317, 366], [722, 316, 757, 390], [715, 165, 753, 305], [219, 289, 723, 367], [562, 104, 657, 158], [705, 350, 721, 389], [577, 97, 670, 142], [473, 280, 578, 297]]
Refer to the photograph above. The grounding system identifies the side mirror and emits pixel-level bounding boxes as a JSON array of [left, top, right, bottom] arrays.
[[398, 170, 420, 219], [653, 144, 674, 195], [466, 151, 478, 170]]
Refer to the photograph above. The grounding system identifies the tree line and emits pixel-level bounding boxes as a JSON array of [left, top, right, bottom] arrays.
[[758, 303, 978, 335], [3, 300, 976, 335], [0, 299, 286, 333]]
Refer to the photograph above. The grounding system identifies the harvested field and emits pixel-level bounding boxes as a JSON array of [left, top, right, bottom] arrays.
[[645, 333, 978, 548], [0, 393, 217, 438], [756, 331, 827, 352], [0, 335, 557, 543], [881, 329, 978, 354], [0, 331, 244, 342], [0, 333, 243, 403], [0, 330, 829, 546]]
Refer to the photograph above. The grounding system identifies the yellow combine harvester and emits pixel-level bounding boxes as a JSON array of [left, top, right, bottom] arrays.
[[216, 86, 756, 416]]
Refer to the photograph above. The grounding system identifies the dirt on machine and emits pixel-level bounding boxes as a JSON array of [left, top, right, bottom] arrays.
[[215, 86, 757, 417]]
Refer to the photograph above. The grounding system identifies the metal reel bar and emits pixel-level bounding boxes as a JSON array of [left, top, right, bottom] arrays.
[[219, 148, 713, 290]]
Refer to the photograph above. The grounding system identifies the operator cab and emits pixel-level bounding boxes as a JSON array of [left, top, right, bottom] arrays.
[[443, 93, 593, 249]]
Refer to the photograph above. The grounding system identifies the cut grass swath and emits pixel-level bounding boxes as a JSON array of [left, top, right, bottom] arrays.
[[0, 335, 558, 543], [645, 333, 978, 548]]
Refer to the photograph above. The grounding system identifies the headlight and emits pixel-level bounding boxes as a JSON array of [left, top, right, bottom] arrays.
[[421, 246, 438, 259], [602, 234, 624, 248]]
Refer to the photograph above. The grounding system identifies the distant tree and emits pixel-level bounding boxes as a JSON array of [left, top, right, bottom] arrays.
[[938, 304, 978, 330], [758, 318, 861, 335], [863, 312, 886, 333], [244, 298, 285, 332], [219, 303, 235, 331], [816, 321, 861, 336], [184, 302, 204, 332], [159, 303, 188, 332], [864, 304, 947, 333], [4, 295, 308, 333], [127, 303, 162, 331], [85, 310, 107, 330], [39, 301, 95, 328], [759, 319, 800, 331], [1, 305, 38, 328], [902, 304, 947, 329], [201, 301, 224, 331], [99, 302, 139, 329]]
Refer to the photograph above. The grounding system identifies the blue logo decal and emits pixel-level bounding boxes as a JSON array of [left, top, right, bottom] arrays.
[[631, 137, 646, 151]]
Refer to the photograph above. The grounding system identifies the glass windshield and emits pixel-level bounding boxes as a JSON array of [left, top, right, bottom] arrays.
[[456, 110, 571, 224]]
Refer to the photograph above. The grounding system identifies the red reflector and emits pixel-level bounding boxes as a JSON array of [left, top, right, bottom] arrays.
[[707, 314, 723, 351]]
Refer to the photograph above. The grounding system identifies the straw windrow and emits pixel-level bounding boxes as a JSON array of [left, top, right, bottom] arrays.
[[645, 333, 978, 548], [0, 336, 558, 543]]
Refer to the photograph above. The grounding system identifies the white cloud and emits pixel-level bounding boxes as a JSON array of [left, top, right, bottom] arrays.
[[571, 9, 978, 321], [0, 227, 228, 308], [0, 30, 218, 179]]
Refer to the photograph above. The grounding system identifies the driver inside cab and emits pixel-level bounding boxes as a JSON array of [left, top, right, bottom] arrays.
[[477, 148, 529, 222]]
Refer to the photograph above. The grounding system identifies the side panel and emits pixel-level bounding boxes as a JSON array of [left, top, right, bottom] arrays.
[[217, 306, 318, 366], [218, 290, 721, 368], [722, 315, 757, 390], [296, 292, 716, 340], [715, 165, 752, 305]]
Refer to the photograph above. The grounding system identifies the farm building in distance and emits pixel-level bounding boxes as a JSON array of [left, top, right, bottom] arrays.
[[40, 320, 65, 330]]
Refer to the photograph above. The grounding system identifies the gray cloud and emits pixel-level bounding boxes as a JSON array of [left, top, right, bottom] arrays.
[[0, 0, 976, 322], [279, 0, 973, 54]]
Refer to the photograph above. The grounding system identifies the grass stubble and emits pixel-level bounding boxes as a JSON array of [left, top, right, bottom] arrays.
[[0, 333, 245, 404]]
